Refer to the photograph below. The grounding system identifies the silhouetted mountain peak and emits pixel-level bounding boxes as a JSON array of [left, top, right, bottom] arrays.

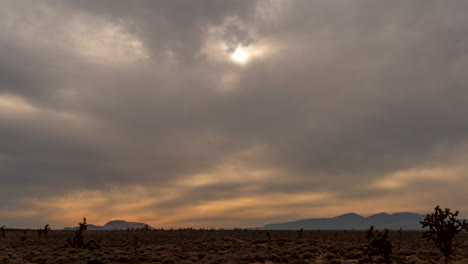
[[104, 220, 126, 226], [334, 212, 364, 220]]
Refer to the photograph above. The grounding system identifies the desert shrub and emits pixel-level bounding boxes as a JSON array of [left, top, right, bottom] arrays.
[[291, 260, 308, 264], [358, 257, 371, 264], [268, 253, 281, 262], [20, 230, 27, 241], [130, 235, 139, 263], [266, 231, 271, 250], [330, 259, 344, 264], [420, 206, 468, 264], [364, 226, 392, 264], [345, 250, 362, 259], [323, 252, 337, 261], [298, 228, 303, 239], [301, 252, 314, 259]]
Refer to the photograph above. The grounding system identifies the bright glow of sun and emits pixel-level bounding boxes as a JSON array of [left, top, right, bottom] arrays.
[[231, 47, 250, 64]]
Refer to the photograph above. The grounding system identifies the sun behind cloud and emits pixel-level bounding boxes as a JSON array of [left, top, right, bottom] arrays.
[[231, 47, 250, 64]]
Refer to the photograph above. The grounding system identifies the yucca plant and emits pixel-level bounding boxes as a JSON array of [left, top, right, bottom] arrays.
[[43, 224, 50, 238], [74, 218, 87, 248], [66, 218, 99, 249], [38, 224, 50, 240]]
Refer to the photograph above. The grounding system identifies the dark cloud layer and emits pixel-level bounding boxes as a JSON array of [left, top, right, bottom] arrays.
[[1, 0, 468, 228]]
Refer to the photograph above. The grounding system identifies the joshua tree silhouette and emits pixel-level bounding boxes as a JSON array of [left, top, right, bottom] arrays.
[[420, 206, 468, 264]]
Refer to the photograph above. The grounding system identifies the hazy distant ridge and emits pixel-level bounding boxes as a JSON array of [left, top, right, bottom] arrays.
[[258, 212, 426, 230], [64, 220, 154, 231]]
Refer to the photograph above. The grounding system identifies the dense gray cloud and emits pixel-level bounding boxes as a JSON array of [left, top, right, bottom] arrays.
[[1, 0, 468, 228]]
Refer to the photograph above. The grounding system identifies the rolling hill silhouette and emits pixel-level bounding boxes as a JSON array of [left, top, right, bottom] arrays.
[[64, 220, 154, 230], [257, 212, 426, 230]]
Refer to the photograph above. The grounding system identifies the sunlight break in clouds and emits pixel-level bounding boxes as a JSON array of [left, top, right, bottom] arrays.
[[230, 46, 250, 64], [201, 16, 273, 67]]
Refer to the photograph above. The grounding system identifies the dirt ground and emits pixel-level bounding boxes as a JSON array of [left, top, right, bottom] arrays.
[[0, 229, 467, 263]]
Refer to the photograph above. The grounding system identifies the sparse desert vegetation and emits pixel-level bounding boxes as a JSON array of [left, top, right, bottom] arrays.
[[0, 228, 467, 263]]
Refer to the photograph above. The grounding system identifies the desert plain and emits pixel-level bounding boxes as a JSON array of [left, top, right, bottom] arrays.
[[1, 229, 468, 264]]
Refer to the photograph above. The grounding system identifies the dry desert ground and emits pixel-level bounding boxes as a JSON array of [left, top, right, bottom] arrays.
[[1, 229, 468, 264]]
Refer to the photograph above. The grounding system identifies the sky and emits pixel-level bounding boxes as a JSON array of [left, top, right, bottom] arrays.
[[1, 0, 468, 229]]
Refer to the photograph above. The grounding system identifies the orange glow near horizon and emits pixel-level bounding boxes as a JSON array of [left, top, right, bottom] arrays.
[[6, 155, 468, 228], [10, 179, 466, 229]]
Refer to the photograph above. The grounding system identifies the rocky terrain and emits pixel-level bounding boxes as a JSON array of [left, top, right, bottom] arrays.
[[0, 229, 468, 263]]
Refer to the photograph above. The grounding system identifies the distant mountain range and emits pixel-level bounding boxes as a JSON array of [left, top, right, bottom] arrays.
[[257, 212, 427, 230], [64, 220, 154, 231]]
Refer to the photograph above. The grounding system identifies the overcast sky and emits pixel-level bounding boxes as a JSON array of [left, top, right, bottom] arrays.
[[1, 0, 468, 228]]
